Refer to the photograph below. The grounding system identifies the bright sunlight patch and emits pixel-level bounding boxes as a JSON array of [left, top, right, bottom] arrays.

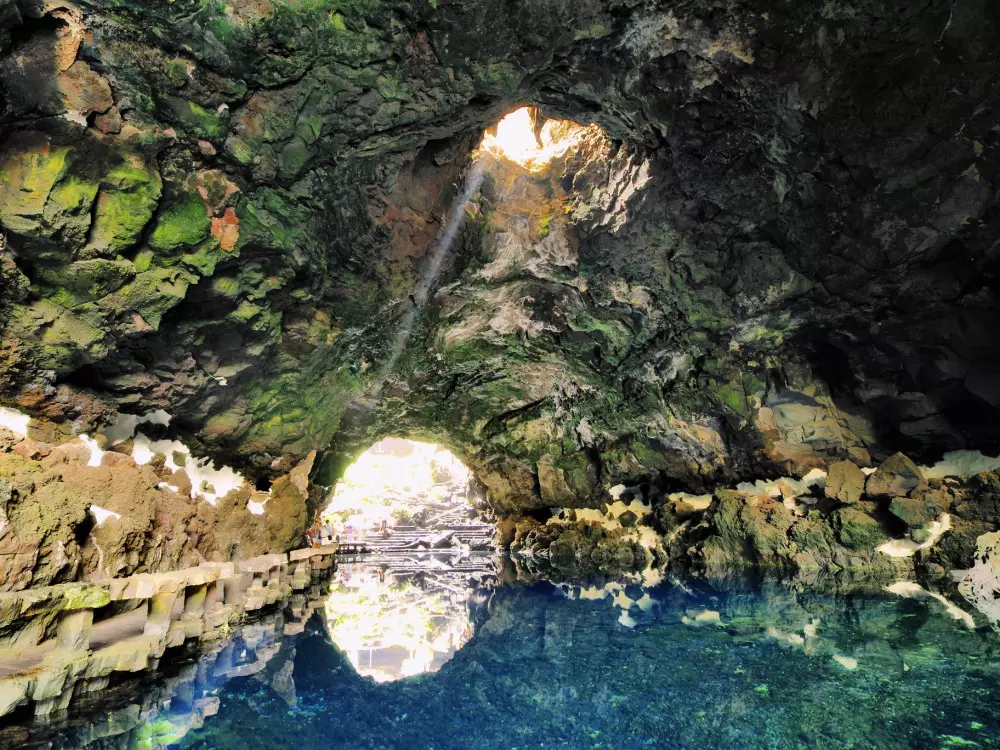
[[478, 106, 602, 171], [322, 438, 471, 531]]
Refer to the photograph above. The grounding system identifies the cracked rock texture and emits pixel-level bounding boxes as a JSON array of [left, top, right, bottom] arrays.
[[0, 0, 998, 554], [0, 426, 314, 591]]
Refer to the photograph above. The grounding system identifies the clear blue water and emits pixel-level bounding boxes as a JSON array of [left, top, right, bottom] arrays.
[[166, 574, 1000, 750]]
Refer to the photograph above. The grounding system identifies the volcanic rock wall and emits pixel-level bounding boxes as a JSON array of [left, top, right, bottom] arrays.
[[0, 0, 997, 562]]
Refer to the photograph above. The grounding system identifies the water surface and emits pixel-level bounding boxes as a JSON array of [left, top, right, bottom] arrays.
[[168, 571, 1000, 750]]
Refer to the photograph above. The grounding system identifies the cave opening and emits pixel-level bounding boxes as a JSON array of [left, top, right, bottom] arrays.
[[320, 438, 490, 542], [477, 105, 604, 171], [318, 438, 498, 681]]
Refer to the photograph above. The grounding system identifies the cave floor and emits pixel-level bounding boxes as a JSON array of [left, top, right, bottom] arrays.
[[10, 561, 1000, 750]]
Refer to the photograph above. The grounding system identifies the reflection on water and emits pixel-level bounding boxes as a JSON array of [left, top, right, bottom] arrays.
[[7, 566, 1000, 749], [174, 573, 1000, 750], [324, 555, 496, 682], [2, 597, 324, 750]]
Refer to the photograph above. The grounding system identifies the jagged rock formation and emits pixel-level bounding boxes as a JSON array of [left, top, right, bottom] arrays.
[[0, 1, 999, 571], [509, 454, 1000, 583], [0, 426, 315, 591]]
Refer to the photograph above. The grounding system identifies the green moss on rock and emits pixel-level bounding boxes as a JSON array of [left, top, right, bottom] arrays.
[[833, 506, 887, 550], [45, 176, 100, 247], [0, 132, 105, 251], [40, 259, 136, 306], [150, 193, 211, 251], [279, 137, 310, 179], [83, 157, 162, 257], [60, 583, 111, 610], [0, 134, 73, 235], [99, 267, 197, 330], [160, 96, 227, 139], [34, 300, 107, 371]]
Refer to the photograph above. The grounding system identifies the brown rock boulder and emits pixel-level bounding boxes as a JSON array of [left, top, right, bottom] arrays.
[[865, 453, 924, 498], [537, 454, 575, 506], [825, 461, 866, 504], [0, 428, 17, 451], [888, 485, 951, 528], [11, 438, 50, 461]]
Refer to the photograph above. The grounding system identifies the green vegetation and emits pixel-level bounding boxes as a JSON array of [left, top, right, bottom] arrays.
[[160, 96, 227, 138], [149, 193, 211, 251], [538, 214, 554, 238]]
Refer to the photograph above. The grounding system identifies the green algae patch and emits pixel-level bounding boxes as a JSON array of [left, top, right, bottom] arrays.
[[60, 583, 112, 611], [165, 58, 190, 86], [39, 259, 137, 307], [470, 60, 523, 95], [133, 248, 155, 273], [0, 582, 110, 621], [134, 718, 187, 749], [211, 275, 242, 300], [566, 312, 631, 361], [1, 134, 161, 260], [84, 157, 162, 257], [31, 300, 107, 371], [440, 336, 502, 365], [833, 506, 888, 550], [538, 214, 554, 238], [239, 348, 368, 459], [279, 137, 310, 179], [182, 242, 229, 277], [150, 193, 211, 251], [227, 136, 255, 165], [160, 95, 227, 139], [239, 188, 315, 252], [228, 301, 283, 340], [102, 267, 196, 330], [0, 133, 77, 236], [45, 176, 101, 247], [711, 373, 765, 420], [716, 382, 749, 416]]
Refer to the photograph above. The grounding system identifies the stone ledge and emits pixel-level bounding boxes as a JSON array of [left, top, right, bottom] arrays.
[[0, 545, 339, 720]]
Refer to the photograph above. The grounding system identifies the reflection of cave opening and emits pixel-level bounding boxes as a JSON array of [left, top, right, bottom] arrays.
[[320, 439, 498, 682], [322, 560, 497, 683], [479, 106, 603, 171]]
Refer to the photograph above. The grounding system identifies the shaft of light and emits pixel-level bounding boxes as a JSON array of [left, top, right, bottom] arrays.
[[372, 158, 488, 397]]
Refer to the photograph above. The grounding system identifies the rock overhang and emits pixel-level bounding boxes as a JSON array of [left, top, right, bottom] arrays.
[[0, 0, 995, 518]]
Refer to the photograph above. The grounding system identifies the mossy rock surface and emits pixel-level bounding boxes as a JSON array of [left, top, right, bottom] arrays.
[[149, 193, 211, 252], [83, 157, 163, 257], [833, 506, 887, 551]]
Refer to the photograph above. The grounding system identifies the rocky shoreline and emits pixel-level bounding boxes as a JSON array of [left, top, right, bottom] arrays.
[[508, 452, 1000, 587], [0, 545, 339, 725]]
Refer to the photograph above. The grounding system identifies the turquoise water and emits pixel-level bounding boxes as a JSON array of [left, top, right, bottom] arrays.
[[168, 573, 1000, 750]]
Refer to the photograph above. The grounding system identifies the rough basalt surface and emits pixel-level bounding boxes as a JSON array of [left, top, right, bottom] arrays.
[[508, 453, 1000, 583], [0, 426, 314, 591], [0, 1, 999, 569]]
